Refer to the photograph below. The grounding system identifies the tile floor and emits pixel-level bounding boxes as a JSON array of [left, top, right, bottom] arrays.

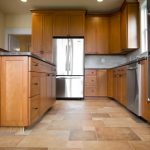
[[0, 98, 150, 150]]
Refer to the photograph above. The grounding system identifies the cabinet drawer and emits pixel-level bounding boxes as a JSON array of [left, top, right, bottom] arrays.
[[30, 96, 40, 124], [85, 70, 96, 76], [85, 76, 97, 86], [29, 73, 40, 97], [29, 58, 41, 72], [85, 86, 97, 96]]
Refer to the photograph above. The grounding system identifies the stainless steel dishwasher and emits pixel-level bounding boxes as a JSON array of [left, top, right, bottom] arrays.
[[127, 62, 141, 116]]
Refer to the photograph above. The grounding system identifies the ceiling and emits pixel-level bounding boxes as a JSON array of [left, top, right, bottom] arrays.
[[0, 0, 125, 14]]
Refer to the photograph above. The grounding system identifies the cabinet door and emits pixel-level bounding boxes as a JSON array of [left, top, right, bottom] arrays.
[[121, 3, 140, 50], [69, 13, 85, 36], [53, 13, 69, 36], [85, 16, 97, 54], [127, 3, 140, 49], [121, 5, 128, 50], [140, 60, 150, 122], [40, 73, 47, 115], [109, 12, 121, 54], [96, 70, 107, 96], [113, 69, 118, 100], [46, 73, 53, 108], [96, 16, 109, 54], [32, 14, 43, 54], [107, 69, 114, 97], [42, 14, 53, 61], [1, 57, 29, 126]]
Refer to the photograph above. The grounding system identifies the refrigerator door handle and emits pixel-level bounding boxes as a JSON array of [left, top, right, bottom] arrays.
[[65, 45, 68, 72]]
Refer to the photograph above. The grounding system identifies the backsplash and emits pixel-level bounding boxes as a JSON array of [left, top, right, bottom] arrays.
[[85, 55, 127, 69], [126, 49, 148, 61]]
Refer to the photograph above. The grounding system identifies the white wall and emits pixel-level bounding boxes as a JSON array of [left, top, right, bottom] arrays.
[[5, 13, 32, 28], [4, 13, 32, 49], [0, 11, 5, 49]]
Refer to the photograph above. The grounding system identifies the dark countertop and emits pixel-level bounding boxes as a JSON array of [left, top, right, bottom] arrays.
[[85, 55, 148, 70], [0, 51, 56, 66]]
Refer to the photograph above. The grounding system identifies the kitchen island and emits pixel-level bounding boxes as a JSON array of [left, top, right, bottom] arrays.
[[0, 52, 56, 127]]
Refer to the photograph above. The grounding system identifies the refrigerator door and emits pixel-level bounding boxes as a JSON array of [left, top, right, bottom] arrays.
[[54, 38, 69, 76], [68, 38, 84, 76], [56, 76, 84, 99]]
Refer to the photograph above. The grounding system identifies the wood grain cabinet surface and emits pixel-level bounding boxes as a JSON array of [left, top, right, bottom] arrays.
[[32, 12, 53, 62], [0, 56, 56, 127], [85, 1, 140, 55], [140, 59, 150, 122], [85, 69, 107, 97], [109, 12, 121, 54], [85, 15, 109, 54], [108, 66, 127, 107], [121, 2, 140, 51], [53, 11, 85, 36]]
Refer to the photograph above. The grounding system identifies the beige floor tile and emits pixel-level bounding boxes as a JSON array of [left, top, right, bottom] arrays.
[[0, 136, 24, 147], [17, 135, 67, 148], [129, 141, 150, 150], [69, 130, 97, 141], [82, 141, 134, 150], [0, 99, 150, 149], [131, 127, 150, 141], [0, 148, 48, 150], [97, 127, 141, 141], [66, 141, 83, 148]]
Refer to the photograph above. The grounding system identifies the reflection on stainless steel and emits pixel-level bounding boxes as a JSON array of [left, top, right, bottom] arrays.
[[53, 38, 84, 99], [56, 76, 84, 99], [127, 62, 141, 116]]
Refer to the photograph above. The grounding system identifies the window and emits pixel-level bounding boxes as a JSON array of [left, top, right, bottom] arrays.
[[8, 34, 31, 52], [141, 0, 148, 53]]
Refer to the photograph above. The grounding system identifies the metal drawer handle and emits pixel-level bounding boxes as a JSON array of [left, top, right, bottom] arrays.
[[34, 63, 39, 66], [128, 67, 137, 70], [33, 107, 38, 110], [34, 83, 38, 85]]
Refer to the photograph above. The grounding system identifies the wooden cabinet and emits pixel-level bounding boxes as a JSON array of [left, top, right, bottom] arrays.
[[85, 69, 107, 97], [0, 56, 56, 127], [109, 12, 121, 54], [121, 2, 140, 51], [140, 59, 150, 122], [96, 70, 107, 96], [107, 69, 114, 98], [53, 11, 85, 36], [32, 12, 53, 61], [85, 70, 97, 96], [1, 57, 29, 126], [110, 66, 127, 106], [85, 15, 109, 54]]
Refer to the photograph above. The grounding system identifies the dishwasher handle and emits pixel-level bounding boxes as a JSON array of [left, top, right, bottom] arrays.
[[127, 67, 137, 70]]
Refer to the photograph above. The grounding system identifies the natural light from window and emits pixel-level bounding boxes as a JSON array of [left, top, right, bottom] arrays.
[[141, 0, 148, 53]]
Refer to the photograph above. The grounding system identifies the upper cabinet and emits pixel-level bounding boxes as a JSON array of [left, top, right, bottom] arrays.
[[32, 12, 53, 62], [85, 1, 140, 55], [85, 15, 109, 54], [109, 12, 121, 54], [121, 2, 140, 51], [53, 11, 85, 37]]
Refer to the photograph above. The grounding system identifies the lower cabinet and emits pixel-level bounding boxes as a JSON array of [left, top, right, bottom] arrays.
[[140, 59, 150, 122], [85, 69, 107, 97], [107, 66, 127, 107], [0, 56, 56, 127]]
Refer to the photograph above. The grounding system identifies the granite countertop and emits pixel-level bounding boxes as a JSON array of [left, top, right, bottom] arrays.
[[0, 51, 56, 66], [85, 55, 148, 70]]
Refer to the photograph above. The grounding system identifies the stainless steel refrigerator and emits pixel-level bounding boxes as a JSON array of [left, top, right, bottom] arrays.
[[53, 38, 84, 99]]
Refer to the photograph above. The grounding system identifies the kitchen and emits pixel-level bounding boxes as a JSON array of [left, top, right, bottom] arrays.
[[0, 0, 150, 149]]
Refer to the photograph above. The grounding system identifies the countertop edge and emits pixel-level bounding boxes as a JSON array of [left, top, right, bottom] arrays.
[[0, 52, 56, 66]]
